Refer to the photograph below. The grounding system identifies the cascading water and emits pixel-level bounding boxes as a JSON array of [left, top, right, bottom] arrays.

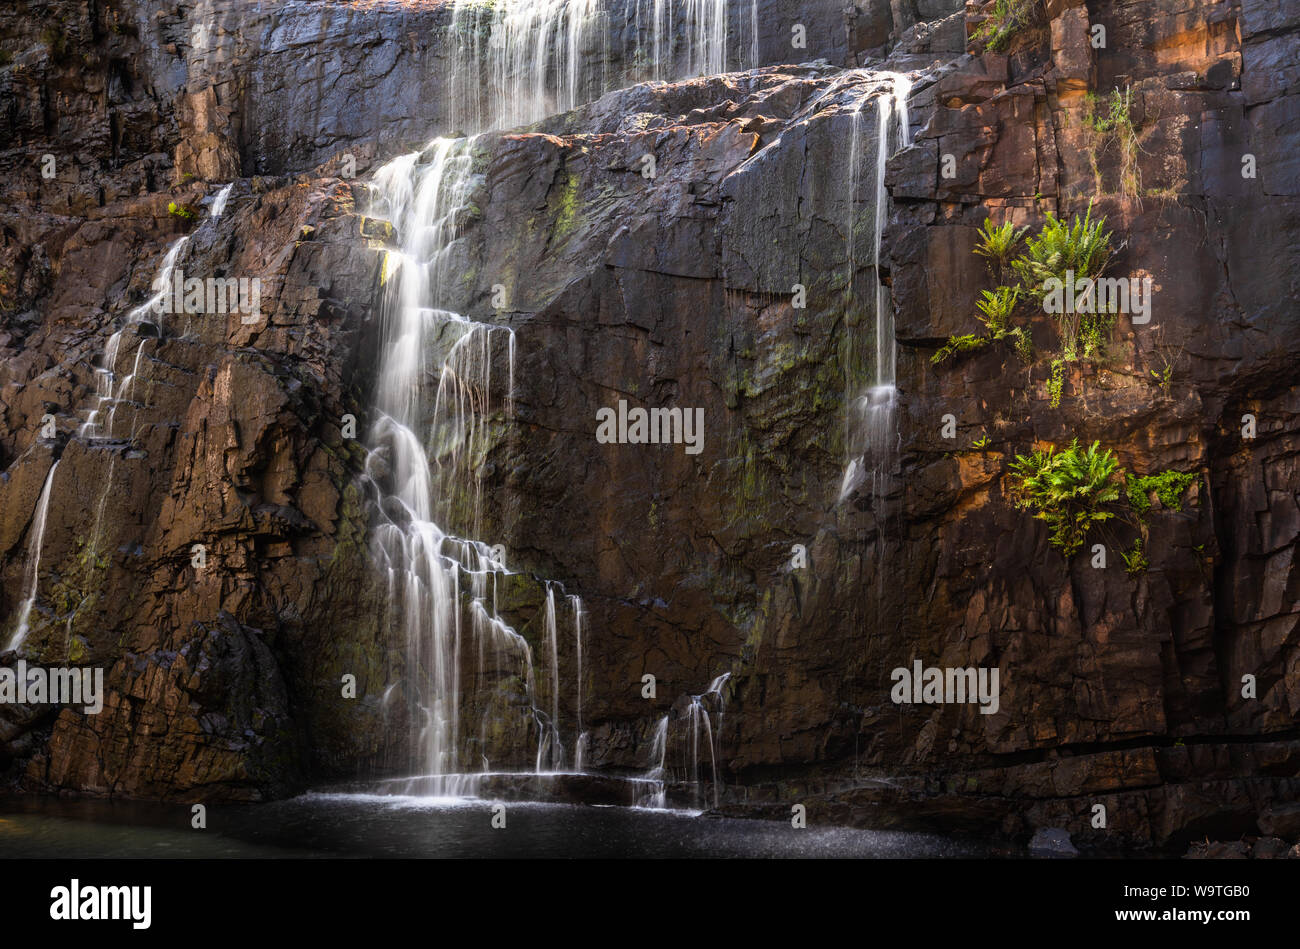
[[839, 73, 913, 503], [80, 236, 188, 441], [446, 0, 760, 135], [10, 185, 235, 652], [569, 593, 587, 770], [363, 0, 774, 803], [682, 671, 729, 808], [209, 182, 234, 220], [683, 0, 728, 78], [536, 585, 564, 771], [367, 138, 597, 791], [5, 460, 60, 653], [448, 0, 604, 134], [628, 673, 730, 810], [635, 715, 670, 807]]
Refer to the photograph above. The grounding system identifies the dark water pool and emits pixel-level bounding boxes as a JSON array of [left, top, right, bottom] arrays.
[[0, 791, 993, 858]]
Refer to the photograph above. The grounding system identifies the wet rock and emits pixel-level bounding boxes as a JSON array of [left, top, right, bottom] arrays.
[[1184, 840, 1249, 859], [1029, 827, 1078, 857], [1250, 836, 1289, 859], [1258, 803, 1300, 840], [0, 0, 1297, 852]]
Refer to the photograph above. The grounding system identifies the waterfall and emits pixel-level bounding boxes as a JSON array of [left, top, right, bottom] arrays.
[[686, 671, 730, 809], [447, 0, 758, 135], [448, 0, 606, 133], [636, 715, 670, 807], [536, 585, 564, 771], [569, 594, 587, 770], [209, 182, 234, 220], [365, 126, 741, 795], [5, 460, 60, 653], [368, 138, 596, 789], [873, 76, 912, 396], [80, 236, 188, 441], [11, 183, 234, 652], [102, 339, 151, 442], [683, 0, 728, 78], [633, 672, 727, 810], [840, 73, 913, 503], [367, 139, 500, 787], [363, 0, 776, 797], [749, 0, 758, 69]]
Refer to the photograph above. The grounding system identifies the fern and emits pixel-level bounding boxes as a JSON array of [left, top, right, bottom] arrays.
[[1009, 439, 1121, 557], [932, 333, 990, 364], [971, 0, 1034, 52], [973, 218, 1029, 280], [1009, 325, 1034, 363], [1013, 202, 1113, 357], [976, 285, 1020, 336], [1012, 202, 1113, 298], [1121, 538, 1149, 574]]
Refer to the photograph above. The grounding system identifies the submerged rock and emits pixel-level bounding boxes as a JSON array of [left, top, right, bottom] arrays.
[[1029, 828, 1078, 857]]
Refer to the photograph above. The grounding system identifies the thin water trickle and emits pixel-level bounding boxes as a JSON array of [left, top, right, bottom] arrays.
[[569, 594, 586, 770], [6, 460, 60, 653], [80, 236, 189, 441], [637, 714, 670, 807], [210, 182, 234, 220], [840, 73, 913, 504], [10, 183, 237, 650]]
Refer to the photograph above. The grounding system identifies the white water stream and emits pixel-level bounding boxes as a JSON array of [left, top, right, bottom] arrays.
[[839, 73, 913, 503]]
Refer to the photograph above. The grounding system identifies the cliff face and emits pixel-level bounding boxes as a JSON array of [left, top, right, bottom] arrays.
[[1, 0, 1296, 849]]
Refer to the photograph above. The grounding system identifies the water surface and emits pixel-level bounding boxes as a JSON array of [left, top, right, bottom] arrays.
[[0, 791, 990, 859]]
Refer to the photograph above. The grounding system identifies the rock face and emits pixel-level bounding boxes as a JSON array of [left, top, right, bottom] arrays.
[[1, 0, 1297, 851]]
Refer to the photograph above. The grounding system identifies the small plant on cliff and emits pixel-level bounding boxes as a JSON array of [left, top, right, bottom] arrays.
[[975, 285, 1020, 336], [1013, 204, 1113, 304], [931, 333, 989, 364], [1116, 470, 1196, 573], [1008, 439, 1121, 557], [1126, 470, 1196, 515], [934, 205, 1116, 372], [1083, 87, 1141, 200], [971, 0, 1035, 53], [1046, 358, 1065, 408], [978, 286, 1034, 363], [1079, 310, 1116, 361], [1007, 436, 1198, 565], [40, 24, 68, 60], [1150, 363, 1174, 392], [1147, 325, 1184, 395], [974, 218, 1028, 283], [1120, 538, 1149, 574], [933, 218, 1035, 365], [1013, 203, 1114, 358], [168, 201, 197, 221], [0, 266, 16, 313]]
